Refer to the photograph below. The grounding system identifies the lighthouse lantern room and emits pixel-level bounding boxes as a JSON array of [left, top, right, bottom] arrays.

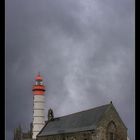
[[32, 73, 46, 139]]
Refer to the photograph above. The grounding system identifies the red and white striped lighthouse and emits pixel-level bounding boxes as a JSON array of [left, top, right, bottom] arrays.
[[32, 73, 46, 139]]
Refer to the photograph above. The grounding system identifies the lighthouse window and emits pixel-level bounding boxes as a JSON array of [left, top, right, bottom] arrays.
[[36, 81, 38, 85], [36, 81, 43, 85]]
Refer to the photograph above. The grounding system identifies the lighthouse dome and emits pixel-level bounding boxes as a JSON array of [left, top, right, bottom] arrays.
[[35, 74, 43, 81]]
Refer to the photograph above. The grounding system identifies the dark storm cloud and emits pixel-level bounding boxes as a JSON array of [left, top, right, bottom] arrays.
[[6, 0, 135, 140]]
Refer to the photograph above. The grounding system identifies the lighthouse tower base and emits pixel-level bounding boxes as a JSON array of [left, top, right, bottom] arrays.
[[32, 95, 45, 139]]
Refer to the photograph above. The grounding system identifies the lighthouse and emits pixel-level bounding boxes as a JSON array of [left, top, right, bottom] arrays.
[[32, 73, 46, 139]]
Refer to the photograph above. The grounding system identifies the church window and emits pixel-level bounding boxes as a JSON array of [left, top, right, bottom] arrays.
[[109, 132, 114, 140], [107, 121, 117, 140]]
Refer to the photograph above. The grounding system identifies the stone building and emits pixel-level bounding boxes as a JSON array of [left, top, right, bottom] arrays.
[[37, 102, 127, 140]]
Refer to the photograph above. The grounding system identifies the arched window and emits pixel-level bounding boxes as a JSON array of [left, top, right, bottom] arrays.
[[107, 121, 117, 140]]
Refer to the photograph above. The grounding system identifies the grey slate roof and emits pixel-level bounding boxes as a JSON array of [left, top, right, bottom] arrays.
[[38, 104, 110, 136]]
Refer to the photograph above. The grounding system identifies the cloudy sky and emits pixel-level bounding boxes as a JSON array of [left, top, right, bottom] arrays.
[[6, 0, 135, 140]]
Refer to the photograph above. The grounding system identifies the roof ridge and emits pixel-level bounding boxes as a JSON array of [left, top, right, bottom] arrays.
[[54, 104, 110, 119]]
